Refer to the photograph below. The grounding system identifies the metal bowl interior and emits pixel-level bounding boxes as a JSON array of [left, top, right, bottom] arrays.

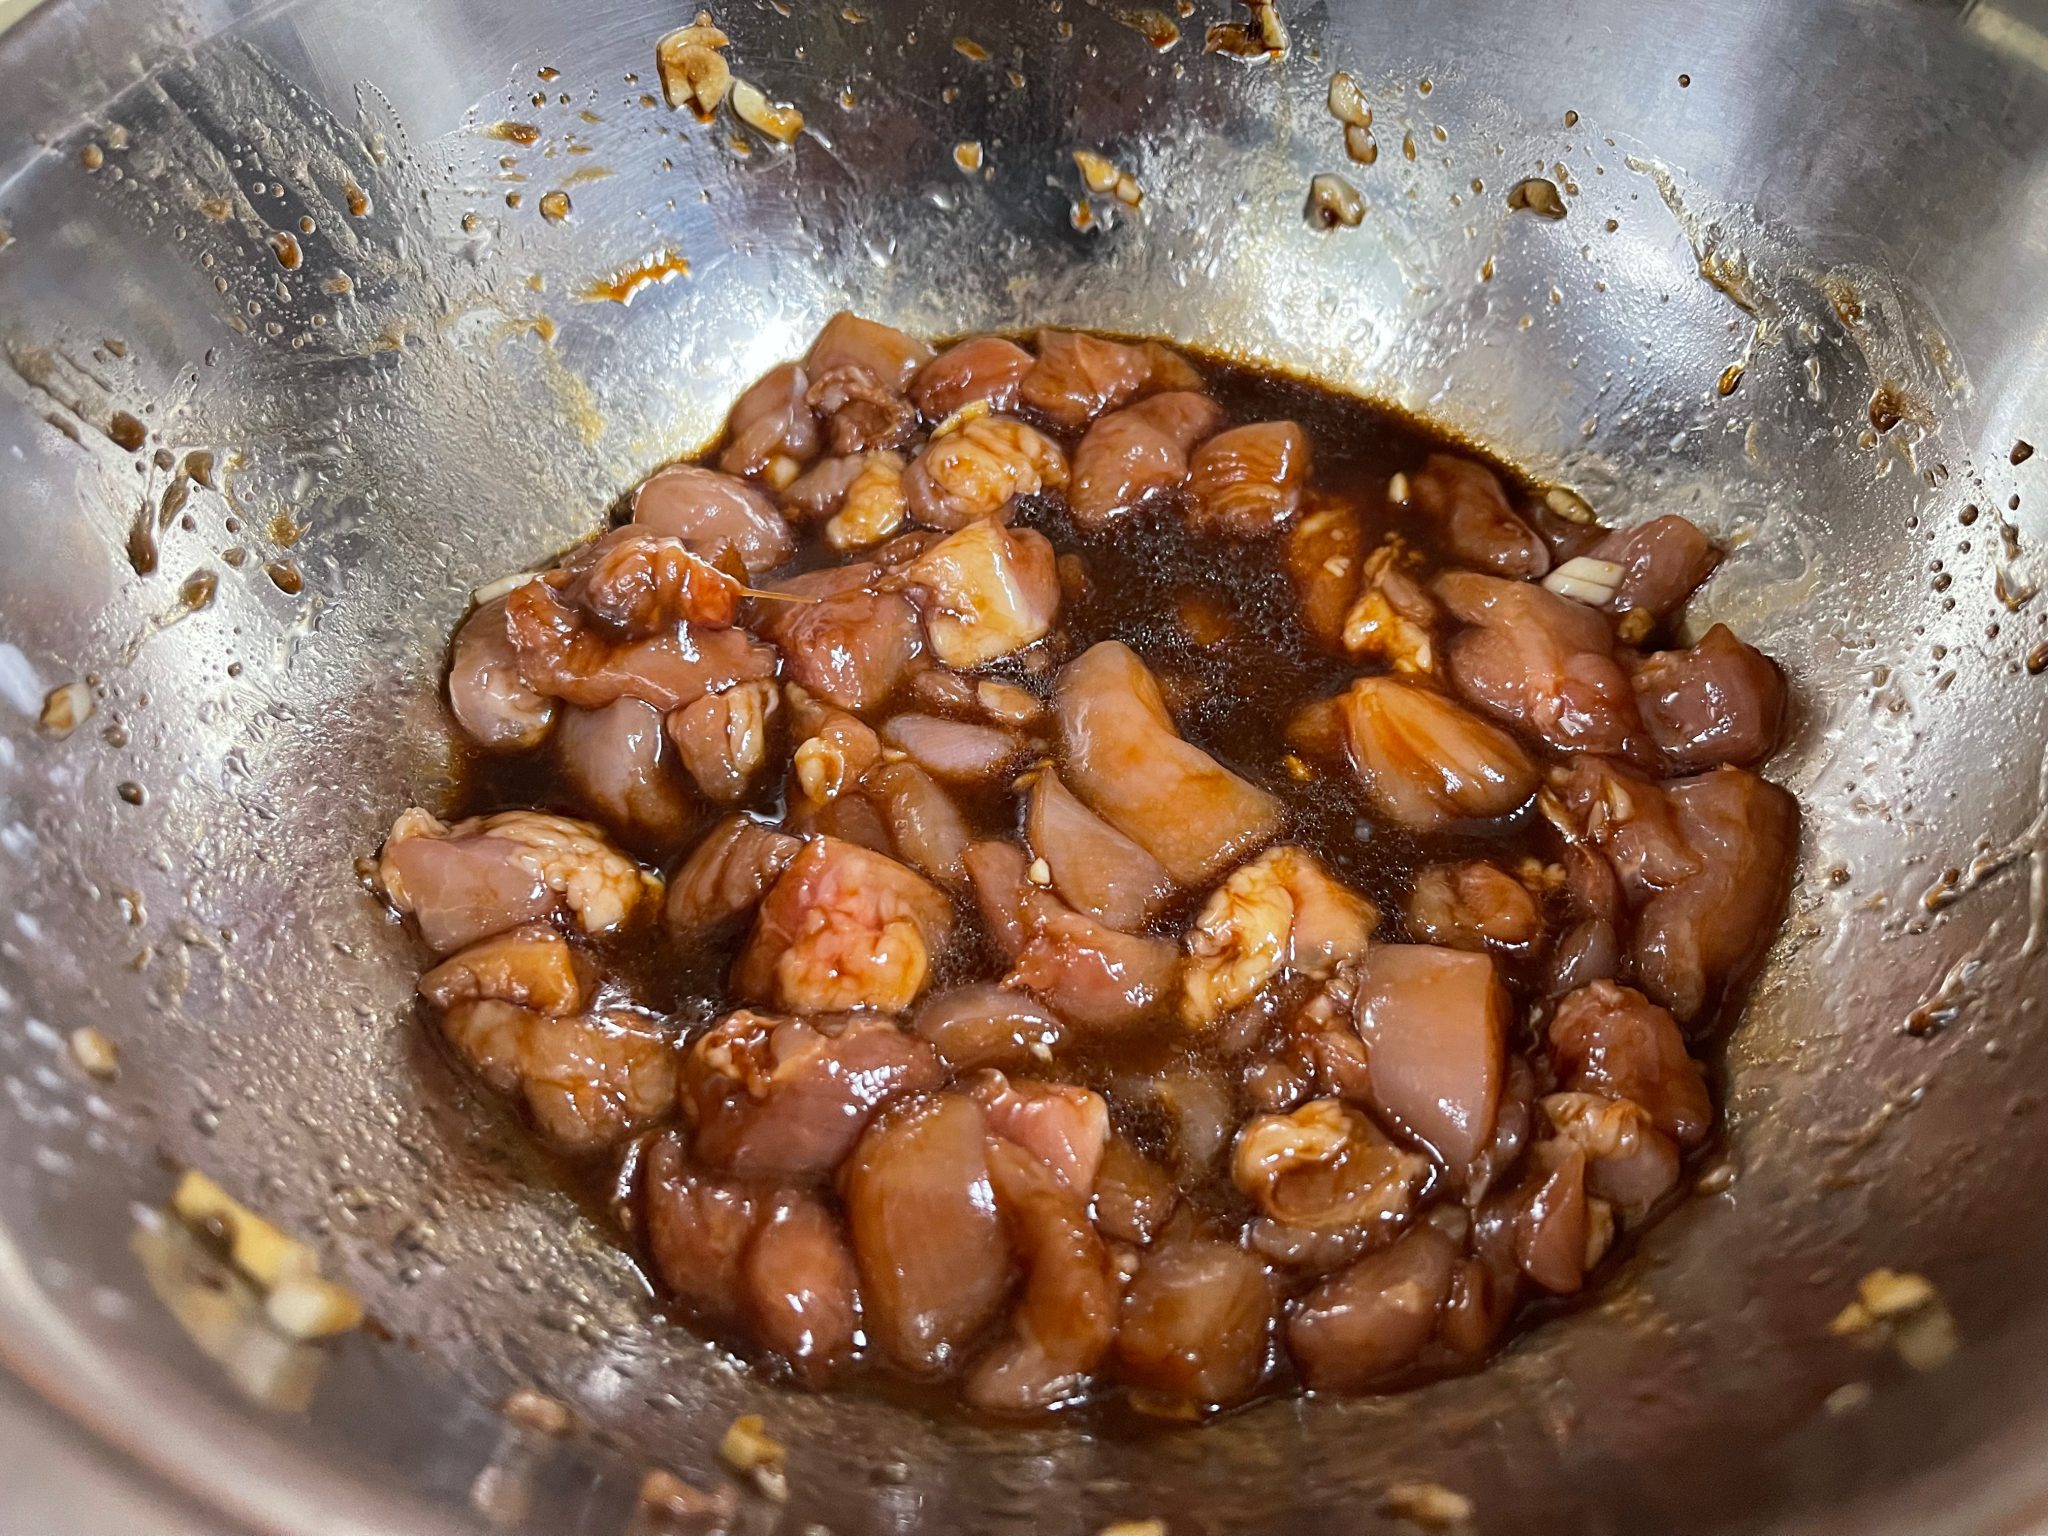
[[1, 0, 2046, 1531]]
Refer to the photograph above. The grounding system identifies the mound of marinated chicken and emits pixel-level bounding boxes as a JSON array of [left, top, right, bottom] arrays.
[[372, 314, 1796, 1417]]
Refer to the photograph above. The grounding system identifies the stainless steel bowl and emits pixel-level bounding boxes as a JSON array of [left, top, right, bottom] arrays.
[[3, 0, 2046, 1530]]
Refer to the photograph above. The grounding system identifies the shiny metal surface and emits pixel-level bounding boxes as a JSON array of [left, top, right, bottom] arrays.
[[1, 0, 2046, 1531]]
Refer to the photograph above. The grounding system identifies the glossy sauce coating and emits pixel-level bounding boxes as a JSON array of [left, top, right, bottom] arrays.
[[382, 319, 1797, 1427]]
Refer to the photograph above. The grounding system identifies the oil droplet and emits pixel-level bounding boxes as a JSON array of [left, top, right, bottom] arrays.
[[1678, 72, 1692, 87], [344, 179, 372, 217], [1479, 256, 1494, 281], [117, 781, 146, 806], [486, 121, 542, 145], [323, 273, 354, 295], [580, 247, 690, 304], [265, 559, 303, 595], [461, 211, 481, 233], [1507, 177, 1567, 218], [108, 410, 147, 452], [539, 190, 572, 223], [953, 140, 984, 173], [538, 65, 561, 82], [953, 35, 990, 60], [2014, 440, 2035, 466], [2027, 643, 2048, 675], [506, 191, 525, 210], [80, 142, 104, 170], [1718, 362, 1745, 397], [1401, 130, 1416, 161], [267, 231, 301, 269], [1563, 109, 1579, 126]]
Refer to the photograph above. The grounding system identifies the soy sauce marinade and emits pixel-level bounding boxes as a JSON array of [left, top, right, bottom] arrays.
[[402, 318, 1796, 1422]]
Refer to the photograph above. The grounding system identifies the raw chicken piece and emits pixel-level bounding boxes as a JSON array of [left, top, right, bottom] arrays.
[[418, 923, 587, 1015], [447, 596, 555, 751], [681, 1008, 941, 1176], [632, 463, 798, 575], [842, 1093, 1011, 1373], [805, 311, 935, 394], [1284, 500, 1369, 649], [965, 1139, 1120, 1413], [559, 527, 744, 632], [378, 807, 659, 953], [968, 1070, 1110, 1194], [663, 815, 801, 937], [1016, 329, 1152, 429], [443, 999, 676, 1153], [786, 697, 885, 810], [1437, 570, 1644, 757], [1183, 847, 1379, 1026], [1631, 623, 1785, 770], [1232, 1098, 1429, 1234], [912, 335, 1034, 420], [758, 563, 925, 713], [911, 984, 1066, 1070], [1054, 641, 1282, 884], [1540, 1092, 1681, 1216], [1186, 421, 1310, 537], [1340, 543, 1440, 675], [1353, 944, 1511, 1180], [642, 1132, 764, 1322], [905, 521, 1061, 668], [1508, 1140, 1606, 1294], [902, 416, 1069, 529], [1332, 676, 1538, 830], [555, 698, 698, 848], [1408, 453, 1549, 578], [861, 759, 973, 886], [1545, 756, 1702, 902], [1586, 514, 1719, 623], [1067, 391, 1226, 527], [1092, 1136, 1180, 1245], [1025, 767, 1177, 932], [1285, 1223, 1459, 1390], [780, 454, 865, 522], [824, 450, 910, 552], [504, 576, 778, 711], [734, 836, 955, 1014], [742, 1193, 862, 1381], [966, 840, 1180, 1030], [1405, 860, 1543, 952], [1114, 1235, 1275, 1412], [882, 713, 1025, 783], [1547, 980, 1713, 1144], [808, 364, 917, 455], [1555, 764, 1797, 1022], [718, 362, 821, 481], [667, 679, 782, 803]]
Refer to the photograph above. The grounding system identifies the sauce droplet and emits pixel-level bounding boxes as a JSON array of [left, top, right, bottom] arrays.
[[539, 190, 572, 223], [486, 121, 542, 145], [579, 248, 690, 305], [268, 231, 302, 269]]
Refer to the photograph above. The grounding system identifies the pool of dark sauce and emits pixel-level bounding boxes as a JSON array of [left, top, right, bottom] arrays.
[[438, 341, 1726, 1431]]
